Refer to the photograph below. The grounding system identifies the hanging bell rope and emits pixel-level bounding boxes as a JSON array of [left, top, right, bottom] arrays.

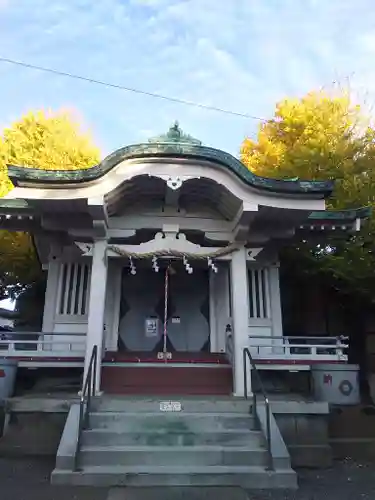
[[157, 264, 172, 361], [163, 265, 169, 356]]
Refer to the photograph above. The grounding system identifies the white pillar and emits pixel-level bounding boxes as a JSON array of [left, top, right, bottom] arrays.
[[269, 264, 283, 337], [84, 239, 107, 393], [230, 247, 251, 397]]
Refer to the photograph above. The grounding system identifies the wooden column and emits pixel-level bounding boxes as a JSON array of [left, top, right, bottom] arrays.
[[230, 246, 251, 397], [84, 239, 107, 393]]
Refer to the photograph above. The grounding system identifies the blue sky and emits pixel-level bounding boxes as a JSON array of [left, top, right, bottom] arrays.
[[0, 0, 375, 156]]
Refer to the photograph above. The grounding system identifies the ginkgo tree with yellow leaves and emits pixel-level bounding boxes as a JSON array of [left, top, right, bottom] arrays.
[[241, 90, 375, 300], [0, 109, 100, 301]]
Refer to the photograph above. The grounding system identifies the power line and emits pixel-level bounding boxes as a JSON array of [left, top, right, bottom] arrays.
[[0, 56, 267, 121]]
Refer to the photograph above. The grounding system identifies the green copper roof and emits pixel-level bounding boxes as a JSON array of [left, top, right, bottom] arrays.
[[7, 123, 334, 196], [0, 199, 30, 209], [308, 206, 371, 221]]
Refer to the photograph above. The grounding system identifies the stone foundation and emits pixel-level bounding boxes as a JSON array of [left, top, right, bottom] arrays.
[[0, 396, 75, 457], [271, 400, 332, 468], [329, 405, 375, 461], [0, 412, 66, 456]]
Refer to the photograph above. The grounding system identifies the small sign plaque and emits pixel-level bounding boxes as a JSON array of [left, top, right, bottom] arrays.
[[171, 316, 181, 324], [157, 351, 172, 360], [160, 401, 182, 412], [145, 317, 158, 338]]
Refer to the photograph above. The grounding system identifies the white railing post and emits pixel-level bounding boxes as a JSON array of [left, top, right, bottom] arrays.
[[37, 334, 43, 352], [336, 336, 344, 359], [284, 343, 291, 359], [9, 341, 15, 354]]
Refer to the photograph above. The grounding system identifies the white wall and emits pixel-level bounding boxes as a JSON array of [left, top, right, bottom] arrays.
[[209, 260, 284, 356], [42, 254, 91, 352], [247, 263, 284, 356]]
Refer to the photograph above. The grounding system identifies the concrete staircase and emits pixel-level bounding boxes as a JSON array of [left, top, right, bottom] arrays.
[[52, 397, 297, 489]]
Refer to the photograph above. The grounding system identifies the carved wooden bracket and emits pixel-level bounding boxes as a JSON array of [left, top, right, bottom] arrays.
[[246, 248, 263, 261]]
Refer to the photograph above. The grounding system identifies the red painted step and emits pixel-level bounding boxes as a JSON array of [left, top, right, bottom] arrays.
[[101, 365, 233, 396]]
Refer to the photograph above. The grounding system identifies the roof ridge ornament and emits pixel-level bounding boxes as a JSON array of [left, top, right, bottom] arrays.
[[148, 121, 202, 145]]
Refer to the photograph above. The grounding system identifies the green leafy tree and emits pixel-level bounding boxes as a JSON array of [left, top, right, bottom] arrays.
[[0, 109, 100, 301], [240, 90, 375, 300]]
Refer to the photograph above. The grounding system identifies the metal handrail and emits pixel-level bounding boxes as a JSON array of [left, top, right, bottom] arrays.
[[74, 344, 98, 471], [243, 347, 273, 470]]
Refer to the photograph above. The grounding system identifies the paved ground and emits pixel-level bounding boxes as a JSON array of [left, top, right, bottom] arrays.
[[253, 459, 375, 500], [0, 457, 375, 500], [0, 457, 107, 500]]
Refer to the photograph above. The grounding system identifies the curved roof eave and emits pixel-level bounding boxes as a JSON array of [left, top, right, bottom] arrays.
[[7, 142, 334, 197], [308, 206, 372, 221]]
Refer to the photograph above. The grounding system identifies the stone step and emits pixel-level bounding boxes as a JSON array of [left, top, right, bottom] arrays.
[[81, 428, 264, 447], [89, 412, 256, 431], [78, 445, 268, 467], [106, 486, 253, 500], [51, 465, 298, 489], [93, 397, 253, 414]]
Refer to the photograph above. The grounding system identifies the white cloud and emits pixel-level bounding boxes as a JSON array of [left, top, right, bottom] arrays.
[[0, 0, 374, 155]]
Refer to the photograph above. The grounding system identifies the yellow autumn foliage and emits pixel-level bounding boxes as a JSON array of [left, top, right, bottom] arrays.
[[241, 90, 375, 298], [0, 109, 100, 299], [241, 91, 374, 193]]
